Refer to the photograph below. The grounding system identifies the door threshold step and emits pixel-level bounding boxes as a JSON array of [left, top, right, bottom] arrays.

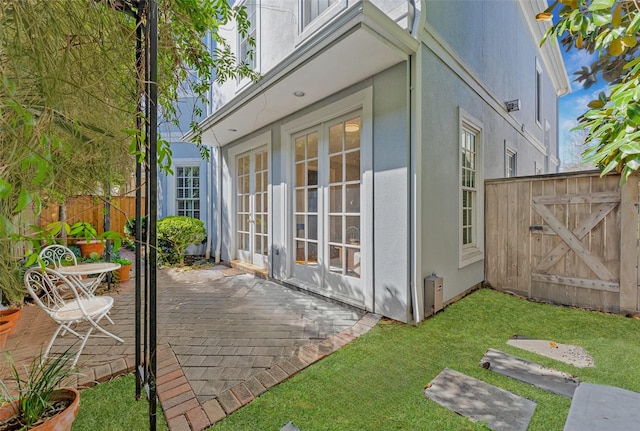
[[230, 260, 268, 278]]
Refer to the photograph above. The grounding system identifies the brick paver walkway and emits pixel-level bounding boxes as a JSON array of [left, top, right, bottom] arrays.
[[0, 265, 380, 430]]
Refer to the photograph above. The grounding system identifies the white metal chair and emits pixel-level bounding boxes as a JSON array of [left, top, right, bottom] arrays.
[[39, 245, 94, 293], [24, 267, 123, 367]]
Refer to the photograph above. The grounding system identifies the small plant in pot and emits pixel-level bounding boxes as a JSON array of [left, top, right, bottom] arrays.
[[68, 221, 104, 258], [0, 349, 78, 431], [111, 257, 133, 282]]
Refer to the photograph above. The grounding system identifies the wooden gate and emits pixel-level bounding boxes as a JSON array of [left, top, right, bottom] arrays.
[[485, 171, 639, 314]]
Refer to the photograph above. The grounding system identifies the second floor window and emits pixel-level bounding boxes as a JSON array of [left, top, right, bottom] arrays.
[[302, 0, 336, 30], [506, 149, 517, 178], [177, 166, 200, 219], [239, 1, 257, 71]]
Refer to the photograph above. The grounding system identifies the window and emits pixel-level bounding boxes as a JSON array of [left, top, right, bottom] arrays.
[[176, 166, 200, 218], [459, 109, 483, 267], [238, 1, 257, 71], [535, 58, 543, 126], [535, 161, 542, 175], [301, 0, 336, 30], [506, 149, 517, 178]]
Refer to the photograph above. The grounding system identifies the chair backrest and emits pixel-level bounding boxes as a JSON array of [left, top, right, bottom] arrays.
[[24, 267, 80, 315], [39, 245, 78, 268]]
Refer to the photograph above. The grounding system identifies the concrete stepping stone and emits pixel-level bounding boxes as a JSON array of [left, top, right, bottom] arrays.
[[280, 421, 301, 431], [424, 368, 536, 431], [480, 349, 579, 398], [507, 335, 594, 368], [564, 383, 640, 431]]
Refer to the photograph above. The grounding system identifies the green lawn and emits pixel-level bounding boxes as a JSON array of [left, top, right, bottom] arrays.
[[72, 374, 168, 431], [210, 288, 640, 431], [71, 288, 640, 430]]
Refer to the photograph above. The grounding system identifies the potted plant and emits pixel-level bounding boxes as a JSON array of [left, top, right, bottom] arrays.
[[69, 221, 104, 258], [111, 257, 133, 282], [0, 309, 21, 337], [0, 351, 78, 430]]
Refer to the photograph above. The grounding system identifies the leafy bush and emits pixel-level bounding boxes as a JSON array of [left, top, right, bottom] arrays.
[[123, 216, 146, 238], [157, 216, 205, 265]]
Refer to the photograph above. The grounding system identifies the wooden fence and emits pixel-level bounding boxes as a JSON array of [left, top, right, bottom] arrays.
[[485, 171, 639, 314], [39, 195, 145, 236]]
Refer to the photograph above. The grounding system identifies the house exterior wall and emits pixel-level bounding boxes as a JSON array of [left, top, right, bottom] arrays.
[[419, 0, 565, 304], [194, 0, 567, 322], [217, 63, 411, 320]]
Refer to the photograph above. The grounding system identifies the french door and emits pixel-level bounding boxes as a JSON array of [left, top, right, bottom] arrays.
[[291, 114, 363, 305], [236, 146, 269, 268]]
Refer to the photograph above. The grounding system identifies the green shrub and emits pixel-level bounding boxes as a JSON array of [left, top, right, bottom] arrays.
[[157, 216, 205, 265]]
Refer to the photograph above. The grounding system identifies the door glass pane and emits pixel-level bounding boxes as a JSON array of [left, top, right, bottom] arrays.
[[329, 245, 342, 272], [329, 124, 343, 154], [308, 242, 318, 263], [307, 132, 318, 159], [345, 150, 360, 182], [345, 216, 360, 244], [345, 118, 360, 150], [345, 184, 360, 213], [307, 160, 318, 186], [329, 216, 342, 243], [308, 188, 318, 212], [296, 214, 305, 238], [296, 163, 305, 187], [308, 215, 318, 241], [346, 247, 360, 278], [295, 137, 305, 162], [329, 155, 342, 183], [329, 185, 342, 212], [296, 240, 305, 263], [296, 189, 305, 212]]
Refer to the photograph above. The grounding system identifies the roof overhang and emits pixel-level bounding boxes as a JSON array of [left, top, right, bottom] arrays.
[[519, 0, 571, 97], [187, 1, 418, 146]]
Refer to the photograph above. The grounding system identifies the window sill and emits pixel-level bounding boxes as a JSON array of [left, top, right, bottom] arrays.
[[459, 247, 483, 268]]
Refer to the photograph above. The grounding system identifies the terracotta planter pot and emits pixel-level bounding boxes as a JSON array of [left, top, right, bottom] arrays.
[[76, 240, 104, 258], [0, 308, 21, 336], [114, 264, 132, 282], [0, 388, 79, 431], [0, 321, 11, 350]]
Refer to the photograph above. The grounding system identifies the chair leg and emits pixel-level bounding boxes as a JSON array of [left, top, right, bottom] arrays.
[[71, 327, 95, 368], [42, 325, 64, 365]]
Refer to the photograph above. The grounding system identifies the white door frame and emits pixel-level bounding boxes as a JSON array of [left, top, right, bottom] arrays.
[[227, 131, 272, 268], [279, 88, 373, 309]]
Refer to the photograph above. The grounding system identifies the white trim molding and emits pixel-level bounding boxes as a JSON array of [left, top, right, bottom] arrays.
[[458, 107, 484, 268]]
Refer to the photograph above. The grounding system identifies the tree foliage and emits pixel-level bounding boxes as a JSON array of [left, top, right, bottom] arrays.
[[539, 0, 640, 180], [0, 0, 254, 304]]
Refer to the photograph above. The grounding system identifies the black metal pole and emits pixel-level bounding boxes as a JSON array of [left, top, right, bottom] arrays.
[[148, 0, 158, 429], [134, 3, 144, 401]]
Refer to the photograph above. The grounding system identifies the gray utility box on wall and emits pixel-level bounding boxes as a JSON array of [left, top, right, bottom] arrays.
[[424, 274, 444, 317]]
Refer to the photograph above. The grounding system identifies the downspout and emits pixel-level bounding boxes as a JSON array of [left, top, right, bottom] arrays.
[[409, 0, 427, 325], [205, 150, 213, 260], [215, 144, 223, 263]]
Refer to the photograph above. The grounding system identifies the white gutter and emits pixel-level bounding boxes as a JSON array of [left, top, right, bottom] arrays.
[[214, 145, 223, 263], [410, 0, 426, 325], [205, 150, 213, 260]]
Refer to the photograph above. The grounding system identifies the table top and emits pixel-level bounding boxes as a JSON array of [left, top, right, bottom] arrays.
[[57, 262, 121, 276]]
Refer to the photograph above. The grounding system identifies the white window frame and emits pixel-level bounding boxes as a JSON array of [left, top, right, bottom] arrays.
[[166, 159, 205, 220], [237, 0, 259, 88], [535, 58, 543, 129], [458, 108, 484, 268], [505, 148, 517, 178], [296, 0, 346, 44]]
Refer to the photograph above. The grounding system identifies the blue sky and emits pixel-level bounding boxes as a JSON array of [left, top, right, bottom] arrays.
[[557, 45, 607, 171]]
